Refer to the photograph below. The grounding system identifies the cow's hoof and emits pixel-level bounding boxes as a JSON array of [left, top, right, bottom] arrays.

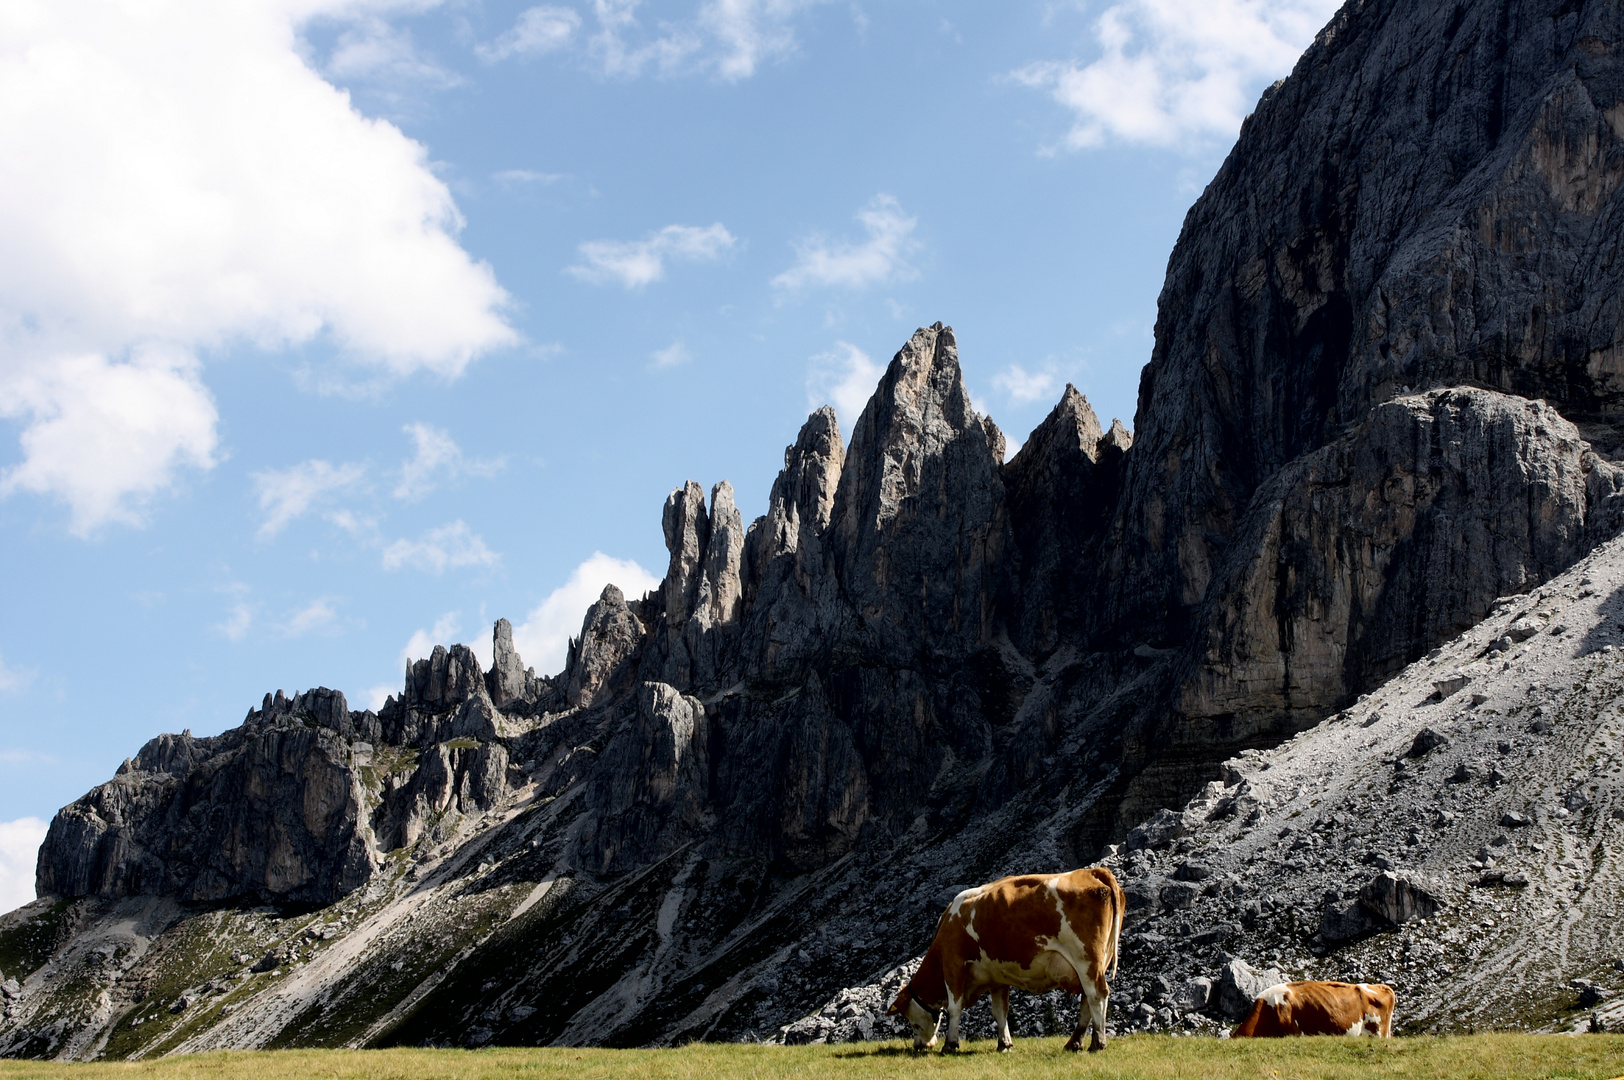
[[1062, 1037, 1083, 1052], [996, 1041, 1014, 1053], [942, 1042, 960, 1054], [1088, 1040, 1106, 1054]]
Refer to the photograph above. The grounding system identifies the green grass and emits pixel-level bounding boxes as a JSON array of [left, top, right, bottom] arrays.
[[1, 1036, 1621, 1080]]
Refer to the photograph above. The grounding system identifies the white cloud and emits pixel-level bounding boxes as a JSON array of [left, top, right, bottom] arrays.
[[0, 0, 516, 533], [0, 654, 34, 694], [326, 15, 461, 89], [400, 611, 461, 669], [1013, 0, 1340, 150], [651, 342, 692, 369], [280, 597, 339, 637], [253, 459, 367, 539], [493, 169, 565, 187], [511, 552, 659, 677], [805, 341, 882, 430], [773, 195, 918, 292], [0, 817, 47, 916], [477, 5, 581, 63], [993, 364, 1059, 405], [568, 223, 737, 289], [382, 520, 500, 573], [586, 0, 828, 80], [364, 684, 397, 711], [0, 348, 218, 535], [216, 603, 254, 642], [393, 422, 502, 502]]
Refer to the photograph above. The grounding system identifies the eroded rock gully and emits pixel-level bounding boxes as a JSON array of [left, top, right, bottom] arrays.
[[10, 0, 1624, 1058]]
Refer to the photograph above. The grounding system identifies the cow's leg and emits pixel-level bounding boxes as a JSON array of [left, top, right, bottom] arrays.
[[942, 990, 963, 1053], [990, 987, 1013, 1051], [1061, 954, 1111, 1052]]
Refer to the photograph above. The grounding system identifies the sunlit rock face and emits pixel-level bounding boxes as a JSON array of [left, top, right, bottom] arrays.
[[19, 0, 1624, 1060]]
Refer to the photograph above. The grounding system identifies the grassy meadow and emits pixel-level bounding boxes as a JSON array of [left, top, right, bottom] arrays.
[[1, 1036, 1622, 1080]]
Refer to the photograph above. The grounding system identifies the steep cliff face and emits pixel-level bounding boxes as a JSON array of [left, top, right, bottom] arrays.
[[1105, 0, 1624, 655], [11, 0, 1624, 1059]]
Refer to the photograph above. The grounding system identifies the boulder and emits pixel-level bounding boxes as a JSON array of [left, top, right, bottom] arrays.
[[1214, 956, 1286, 1021], [1320, 899, 1377, 943], [1126, 808, 1189, 851], [1173, 976, 1214, 1013], [1406, 728, 1450, 758], [1359, 871, 1442, 925]]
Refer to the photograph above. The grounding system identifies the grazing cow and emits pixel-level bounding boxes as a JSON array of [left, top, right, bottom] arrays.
[[885, 867, 1124, 1053], [1231, 980, 1395, 1038]]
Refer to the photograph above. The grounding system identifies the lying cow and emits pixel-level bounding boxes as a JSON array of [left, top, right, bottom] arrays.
[[886, 867, 1124, 1053], [1232, 980, 1395, 1038]]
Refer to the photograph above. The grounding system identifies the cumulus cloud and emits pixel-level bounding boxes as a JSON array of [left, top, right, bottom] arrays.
[[0, 348, 218, 535], [992, 364, 1060, 405], [382, 520, 500, 573], [477, 5, 581, 63], [773, 195, 918, 292], [253, 459, 367, 539], [568, 223, 737, 288], [511, 552, 660, 678], [0, 817, 46, 916], [0, 0, 516, 533], [1012, 0, 1339, 150], [216, 603, 254, 642], [806, 341, 883, 428], [393, 423, 502, 502]]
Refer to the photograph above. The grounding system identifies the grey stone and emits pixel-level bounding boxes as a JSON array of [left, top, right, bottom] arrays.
[[1359, 871, 1443, 925], [1408, 729, 1451, 758], [1320, 899, 1377, 943], [1214, 956, 1287, 1021]]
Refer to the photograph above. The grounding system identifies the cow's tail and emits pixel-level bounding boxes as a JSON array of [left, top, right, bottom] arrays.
[[1108, 877, 1124, 980]]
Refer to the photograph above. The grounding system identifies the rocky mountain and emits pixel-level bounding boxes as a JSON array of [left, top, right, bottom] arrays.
[[786, 530, 1624, 1042], [7, 0, 1624, 1059]]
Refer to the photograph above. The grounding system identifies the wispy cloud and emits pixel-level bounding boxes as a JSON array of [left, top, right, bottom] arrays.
[[280, 598, 340, 638], [585, 0, 830, 81], [511, 552, 660, 677], [992, 364, 1060, 405], [477, 6, 582, 63], [0, 654, 35, 694], [568, 223, 737, 288], [252, 459, 366, 539], [651, 342, 692, 369], [1012, 0, 1339, 151], [393, 423, 503, 503], [216, 602, 254, 642], [382, 520, 500, 574], [493, 169, 566, 187], [402, 611, 463, 666], [806, 341, 883, 426], [326, 16, 462, 90], [773, 195, 918, 291]]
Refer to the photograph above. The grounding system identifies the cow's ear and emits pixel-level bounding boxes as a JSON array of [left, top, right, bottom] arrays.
[[886, 988, 909, 1016]]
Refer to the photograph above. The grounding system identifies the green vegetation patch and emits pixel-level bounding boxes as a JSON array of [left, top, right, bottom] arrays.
[[0, 899, 78, 980], [2, 1036, 1623, 1080]]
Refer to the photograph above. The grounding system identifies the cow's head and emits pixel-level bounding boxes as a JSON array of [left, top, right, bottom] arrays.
[[886, 985, 940, 1050]]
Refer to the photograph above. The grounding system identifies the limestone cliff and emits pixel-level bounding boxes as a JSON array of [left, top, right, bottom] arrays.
[[10, 0, 1624, 1059]]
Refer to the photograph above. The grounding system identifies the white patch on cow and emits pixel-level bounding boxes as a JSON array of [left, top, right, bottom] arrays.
[[904, 996, 939, 1048], [948, 886, 983, 917], [1257, 983, 1292, 1008], [965, 910, 979, 942]]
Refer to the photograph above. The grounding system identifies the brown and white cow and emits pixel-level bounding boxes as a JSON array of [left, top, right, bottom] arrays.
[[1231, 980, 1395, 1038], [886, 867, 1124, 1053]]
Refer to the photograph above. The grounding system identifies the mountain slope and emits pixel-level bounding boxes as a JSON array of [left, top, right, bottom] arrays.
[[9, 0, 1624, 1058]]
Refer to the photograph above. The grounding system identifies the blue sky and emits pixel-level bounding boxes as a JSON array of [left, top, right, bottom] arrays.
[[0, 0, 1340, 909]]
